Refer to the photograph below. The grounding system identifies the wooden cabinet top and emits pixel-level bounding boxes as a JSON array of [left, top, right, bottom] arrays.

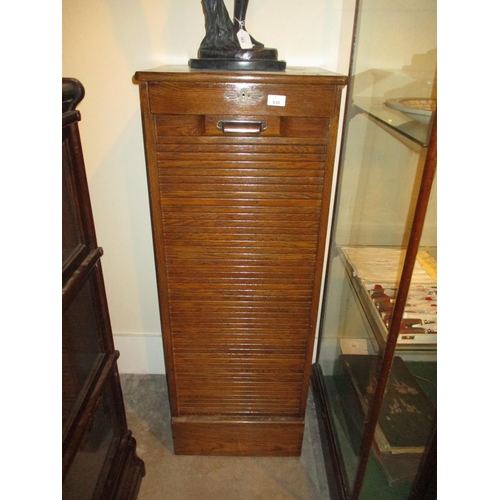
[[134, 65, 348, 86]]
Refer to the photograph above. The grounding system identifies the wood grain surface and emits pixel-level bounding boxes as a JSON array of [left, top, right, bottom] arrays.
[[136, 67, 346, 455]]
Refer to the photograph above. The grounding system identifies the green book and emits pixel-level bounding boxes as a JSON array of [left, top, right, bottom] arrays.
[[340, 355, 436, 454]]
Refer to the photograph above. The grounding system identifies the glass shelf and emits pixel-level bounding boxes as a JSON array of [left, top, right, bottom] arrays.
[[353, 100, 433, 147], [336, 245, 437, 357]]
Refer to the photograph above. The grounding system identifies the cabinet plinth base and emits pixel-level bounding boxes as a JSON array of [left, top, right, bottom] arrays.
[[171, 416, 304, 456]]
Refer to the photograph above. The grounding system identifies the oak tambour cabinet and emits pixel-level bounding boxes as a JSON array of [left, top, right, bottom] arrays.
[[135, 66, 348, 455]]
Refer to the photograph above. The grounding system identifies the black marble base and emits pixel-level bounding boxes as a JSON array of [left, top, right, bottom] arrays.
[[190, 46, 286, 71], [189, 58, 286, 71], [199, 46, 278, 60]]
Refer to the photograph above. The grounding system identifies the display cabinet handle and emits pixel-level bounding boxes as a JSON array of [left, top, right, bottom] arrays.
[[217, 120, 267, 134]]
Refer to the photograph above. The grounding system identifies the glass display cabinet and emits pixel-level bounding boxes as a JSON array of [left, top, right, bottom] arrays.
[[312, 0, 437, 498]]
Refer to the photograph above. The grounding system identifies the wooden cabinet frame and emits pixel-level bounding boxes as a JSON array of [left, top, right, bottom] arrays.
[[135, 66, 347, 455]]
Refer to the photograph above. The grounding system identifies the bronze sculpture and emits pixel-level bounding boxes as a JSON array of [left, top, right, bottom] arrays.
[[189, 0, 286, 71]]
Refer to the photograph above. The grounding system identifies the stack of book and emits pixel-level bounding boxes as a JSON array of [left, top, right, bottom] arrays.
[[340, 355, 436, 485]]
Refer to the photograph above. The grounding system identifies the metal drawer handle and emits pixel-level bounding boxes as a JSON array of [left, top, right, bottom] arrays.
[[217, 120, 267, 134]]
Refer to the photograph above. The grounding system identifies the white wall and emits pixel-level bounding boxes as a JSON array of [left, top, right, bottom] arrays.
[[62, 0, 354, 374]]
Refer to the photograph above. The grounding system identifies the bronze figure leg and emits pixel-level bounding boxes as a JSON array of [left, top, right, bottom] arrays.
[[200, 0, 264, 51], [233, 0, 264, 48]]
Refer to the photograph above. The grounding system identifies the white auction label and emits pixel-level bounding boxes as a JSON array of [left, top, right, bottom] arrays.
[[237, 29, 253, 49], [339, 339, 369, 355], [267, 94, 286, 107]]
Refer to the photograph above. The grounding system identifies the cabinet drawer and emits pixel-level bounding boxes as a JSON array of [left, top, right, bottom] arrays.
[[148, 82, 339, 117], [155, 115, 330, 139]]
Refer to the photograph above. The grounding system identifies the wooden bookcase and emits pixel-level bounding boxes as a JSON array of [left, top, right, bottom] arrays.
[[135, 66, 347, 455], [63, 78, 145, 498]]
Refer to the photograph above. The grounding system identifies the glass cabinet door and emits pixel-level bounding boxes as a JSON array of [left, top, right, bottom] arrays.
[[314, 0, 436, 498]]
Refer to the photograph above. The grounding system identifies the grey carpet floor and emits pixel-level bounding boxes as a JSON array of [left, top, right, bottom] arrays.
[[120, 374, 330, 499]]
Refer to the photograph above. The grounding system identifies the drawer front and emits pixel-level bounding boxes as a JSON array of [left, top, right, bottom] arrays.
[[154, 114, 331, 139], [148, 81, 339, 117]]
